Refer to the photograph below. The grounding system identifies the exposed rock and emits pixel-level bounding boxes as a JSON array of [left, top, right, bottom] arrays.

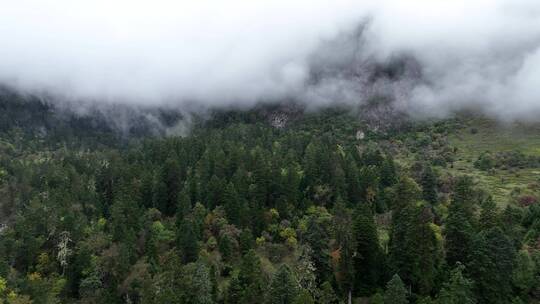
[[356, 130, 365, 140], [262, 103, 304, 129]]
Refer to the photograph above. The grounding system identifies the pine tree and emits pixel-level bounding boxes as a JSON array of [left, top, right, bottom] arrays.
[[219, 234, 234, 262], [206, 175, 225, 210], [333, 197, 355, 298], [384, 274, 408, 304], [479, 197, 499, 230], [239, 228, 255, 254], [177, 187, 192, 220], [467, 227, 515, 304], [162, 156, 182, 216], [267, 264, 298, 304], [452, 176, 476, 216], [445, 176, 476, 266], [319, 281, 338, 304], [512, 250, 536, 298], [388, 202, 416, 286], [180, 262, 214, 304], [304, 217, 331, 283], [223, 182, 243, 226], [304, 140, 324, 189], [177, 218, 199, 264], [293, 289, 315, 304], [226, 275, 243, 304], [421, 165, 437, 205], [353, 203, 383, 296], [344, 156, 362, 206], [358, 165, 380, 210], [238, 250, 266, 303], [437, 263, 476, 304], [390, 200, 442, 293], [410, 206, 442, 294], [380, 156, 397, 188]]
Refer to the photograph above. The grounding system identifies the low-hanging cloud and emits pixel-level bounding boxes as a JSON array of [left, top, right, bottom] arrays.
[[1, 0, 540, 120]]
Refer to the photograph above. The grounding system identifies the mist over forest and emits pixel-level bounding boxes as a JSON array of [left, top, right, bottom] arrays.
[[1, 0, 540, 120]]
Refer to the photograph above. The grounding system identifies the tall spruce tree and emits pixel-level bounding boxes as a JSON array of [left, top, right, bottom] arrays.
[[420, 165, 437, 205], [467, 227, 516, 304], [445, 176, 476, 266], [238, 250, 266, 303], [176, 218, 199, 264], [437, 263, 476, 304], [353, 203, 383, 296], [384, 274, 408, 304], [267, 265, 299, 304], [304, 217, 331, 283]]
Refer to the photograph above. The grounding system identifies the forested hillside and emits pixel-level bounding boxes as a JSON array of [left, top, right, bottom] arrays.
[[1, 98, 540, 304]]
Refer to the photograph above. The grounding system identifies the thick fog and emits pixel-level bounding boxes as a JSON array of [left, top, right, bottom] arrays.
[[1, 0, 540, 120]]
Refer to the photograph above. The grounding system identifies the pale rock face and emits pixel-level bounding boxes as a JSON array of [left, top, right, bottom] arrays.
[[270, 113, 289, 129], [356, 130, 365, 140]]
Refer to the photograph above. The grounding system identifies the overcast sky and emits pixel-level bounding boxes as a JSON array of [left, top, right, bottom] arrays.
[[1, 0, 540, 119]]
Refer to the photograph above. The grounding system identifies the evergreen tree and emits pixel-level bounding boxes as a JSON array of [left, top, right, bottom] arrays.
[[238, 250, 266, 303], [239, 228, 255, 254], [344, 156, 362, 206], [410, 206, 442, 294], [206, 175, 225, 210], [437, 263, 476, 304], [353, 203, 383, 295], [293, 289, 315, 304], [318, 281, 338, 304], [358, 165, 380, 210], [162, 156, 182, 216], [384, 274, 408, 304], [219, 234, 234, 262], [177, 218, 199, 264], [267, 264, 298, 304], [304, 217, 331, 283], [512, 250, 536, 298], [224, 182, 245, 226], [445, 176, 476, 266], [380, 156, 397, 188], [467, 227, 516, 304], [177, 187, 192, 220], [180, 262, 214, 304], [333, 197, 355, 298], [226, 275, 243, 304], [421, 166, 437, 205], [452, 176, 476, 216], [388, 202, 416, 287], [479, 197, 499, 230]]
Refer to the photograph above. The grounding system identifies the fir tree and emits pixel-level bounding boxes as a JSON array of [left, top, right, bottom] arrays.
[[177, 218, 199, 264], [479, 196, 499, 230], [318, 281, 338, 304], [437, 263, 476, 304], [445, 176, 476, 266], [304, 217, 331, 283], [238, 250, 266, 303], [421, 165, 437, 205], [353, 203, 383, 295], [384, 274, 408, 304], [467, 227, 516, 304], [293, 289, 315, 304], [267, 265, 298, 304]]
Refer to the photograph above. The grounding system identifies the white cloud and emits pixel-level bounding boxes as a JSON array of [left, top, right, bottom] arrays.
[[0, 0, 540, 119]]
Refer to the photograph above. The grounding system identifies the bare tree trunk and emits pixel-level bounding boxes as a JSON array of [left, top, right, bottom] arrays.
[[348, 289, 352, 304]]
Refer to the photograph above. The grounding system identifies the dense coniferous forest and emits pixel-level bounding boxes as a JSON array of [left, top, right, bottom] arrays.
[[1, 96, 540, 304]]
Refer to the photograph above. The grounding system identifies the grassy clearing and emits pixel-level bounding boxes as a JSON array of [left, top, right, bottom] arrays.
[[447, 117, 540, 205]]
